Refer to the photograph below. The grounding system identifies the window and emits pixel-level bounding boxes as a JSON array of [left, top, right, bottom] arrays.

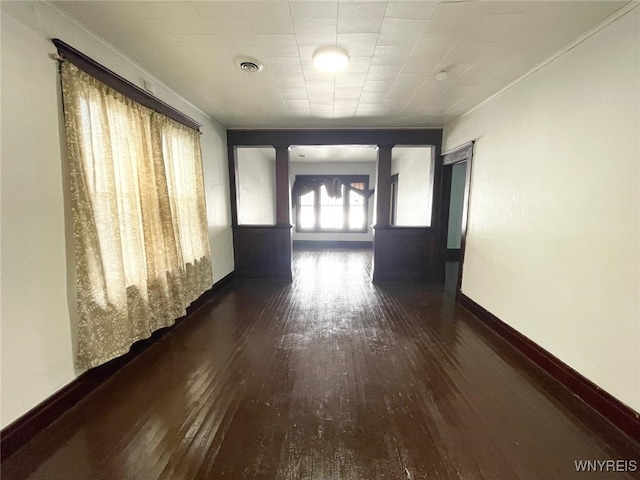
[[293, 175, 370, 232]]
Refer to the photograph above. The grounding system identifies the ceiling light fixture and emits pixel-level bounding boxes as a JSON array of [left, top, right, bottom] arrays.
[[312, 46, 350, 73], [434, 71, 448, 81]]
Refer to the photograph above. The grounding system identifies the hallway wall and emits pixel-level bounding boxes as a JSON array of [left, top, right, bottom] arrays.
[[1, 2, 233, 428], [443, 7, 639, 411]]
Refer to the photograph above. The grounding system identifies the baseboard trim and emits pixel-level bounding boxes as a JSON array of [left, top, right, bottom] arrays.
[[372, 271, 431, 282], [233, 269, 293, 281], [187, 271, 235, 312], [458, 292, 640, 443], [0, 271, 235, 462], [293, 240, 373, 249]]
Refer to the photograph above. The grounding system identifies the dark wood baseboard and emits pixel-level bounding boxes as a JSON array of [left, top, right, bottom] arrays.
[[293, 240, 373, 250], [233, 269, 293, 281], [186, 271, 235, 313], [458, 292, 640, 443], [446, 248, 461, 261], [0, 271, 235, 462], [371, 272, 432, 282]]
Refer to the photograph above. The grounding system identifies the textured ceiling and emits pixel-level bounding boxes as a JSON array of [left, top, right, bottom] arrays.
[[291, 145, 378, 162], [51, 0, 628, 128]]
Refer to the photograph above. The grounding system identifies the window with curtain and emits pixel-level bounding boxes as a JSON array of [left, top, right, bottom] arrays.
[[60, 61, 212, 369], [292, 175, 372, 232]]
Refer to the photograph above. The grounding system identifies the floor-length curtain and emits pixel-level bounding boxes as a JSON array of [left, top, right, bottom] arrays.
[[60, 62, 212, 369]]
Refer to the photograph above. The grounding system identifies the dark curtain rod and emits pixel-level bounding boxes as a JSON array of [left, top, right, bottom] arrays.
[[51, 39, 202, 131]]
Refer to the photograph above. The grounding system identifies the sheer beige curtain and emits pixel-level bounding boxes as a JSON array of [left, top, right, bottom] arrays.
[[60, 62, 212, 369]]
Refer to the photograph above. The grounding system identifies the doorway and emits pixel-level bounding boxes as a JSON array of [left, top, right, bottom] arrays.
[[440, 141, 474, 299], [446, 162, 466, 291], [289, 145, 376, 252]]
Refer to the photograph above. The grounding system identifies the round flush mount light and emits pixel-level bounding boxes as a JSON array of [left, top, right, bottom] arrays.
[[434, 71, 448, 81], [234, 57, 264, 74], [312, 46, 350, 73]]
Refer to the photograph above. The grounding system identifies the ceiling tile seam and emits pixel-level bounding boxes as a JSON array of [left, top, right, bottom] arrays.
[[42, 0, 216, 123], [281, 1, 311, 115], [348, 0, 387, 120], [437, 63, 475, 104], [431, 8, 482, 94], [400, 4, 482, 116], [442, 90, 475, 116], [379, 0, 424, 97], [332, 2, 339, 119], [419, 0, 462, 64], [458, 0, 638, 121], [394, 19, 452, 114], [381, 1, 436, 23], [388, 3, 469, 115], [290, 1, 314, 116]]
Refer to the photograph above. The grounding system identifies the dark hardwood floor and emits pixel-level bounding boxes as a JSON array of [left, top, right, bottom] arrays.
[[3, 249, 639, 479]]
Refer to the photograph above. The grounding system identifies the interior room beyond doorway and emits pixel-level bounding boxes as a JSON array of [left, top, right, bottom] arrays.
[[290, 145, 377, 250]]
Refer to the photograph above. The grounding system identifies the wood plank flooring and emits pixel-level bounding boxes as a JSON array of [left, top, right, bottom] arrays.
[[3, 248, 639, 479]]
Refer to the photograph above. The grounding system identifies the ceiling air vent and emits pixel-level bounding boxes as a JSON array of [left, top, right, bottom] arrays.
[[235, 57, 264, 74]]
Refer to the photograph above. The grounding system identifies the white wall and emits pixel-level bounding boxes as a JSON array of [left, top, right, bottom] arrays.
[[236, 147, 276, 225], [290, 161, 376, 242], [391, 146, 433, 227], [0, 2, 233, 428], [443, 8, 640, 411]]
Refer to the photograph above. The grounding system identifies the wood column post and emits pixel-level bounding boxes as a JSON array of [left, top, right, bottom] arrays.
[[227, 144, 239, 227], [374, 145, 392, 228], [275, 146, 291, 226]]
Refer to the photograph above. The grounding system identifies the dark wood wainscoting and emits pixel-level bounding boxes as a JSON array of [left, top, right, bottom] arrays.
[[293, 240, 372, 250], [233, 225, 293, 280], [372, 227, 437, 281]]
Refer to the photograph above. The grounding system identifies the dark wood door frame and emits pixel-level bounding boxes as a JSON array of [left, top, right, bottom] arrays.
[[438, 141, 474, 300]]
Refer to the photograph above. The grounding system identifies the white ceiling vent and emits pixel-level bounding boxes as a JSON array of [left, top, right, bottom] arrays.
[[235, 57, 264, 74]]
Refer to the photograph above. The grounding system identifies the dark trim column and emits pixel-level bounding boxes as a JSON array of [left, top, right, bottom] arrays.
[[275, 146, 292, 227], [274, 145, 293, 281], [228, 145, 239, 227], [372, 145, 390, 282], [432, 144, 447, 283], [374, 146, 392, 228]]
